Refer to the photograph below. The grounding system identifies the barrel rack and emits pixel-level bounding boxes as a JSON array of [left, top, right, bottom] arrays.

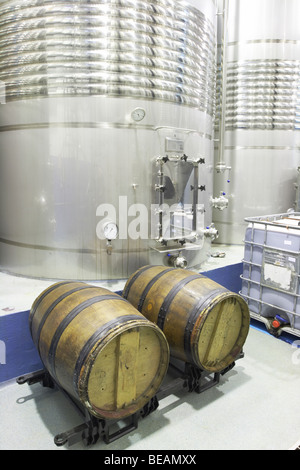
[[16, 355, 242, 448]]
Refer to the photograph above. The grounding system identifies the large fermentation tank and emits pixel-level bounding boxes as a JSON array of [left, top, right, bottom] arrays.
[[214, 0, 300, 245], [295, 167, 300, 211], [0, 0, 217, 280]]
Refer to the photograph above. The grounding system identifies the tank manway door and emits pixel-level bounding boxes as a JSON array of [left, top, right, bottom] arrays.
[[151, 153, 206, 264]]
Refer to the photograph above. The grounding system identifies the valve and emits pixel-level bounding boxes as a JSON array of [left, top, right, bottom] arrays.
[[270, 314, 289, 334], [106, 240, 113, 255], [215, 162, 232, 183], [215, 162, 231, 174], [167, 253, 188, 269], [155, 184, 166, 192], [202, 223, 219, 241], [211, 192, 229, 211]]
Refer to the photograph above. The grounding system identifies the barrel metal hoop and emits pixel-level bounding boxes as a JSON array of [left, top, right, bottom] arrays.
[[184, 289, 233, 365], [157, 274, 202, 330], [122, 265, 154, 299], [48, 294, 127, 380], [137, 268, 175, 312], [29, 281, 76, 333], [73, 314, 143, 398], [35, 285, 97, 347]]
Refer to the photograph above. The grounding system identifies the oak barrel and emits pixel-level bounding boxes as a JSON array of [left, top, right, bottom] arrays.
[[123, 266, 250, 373], [29, 281, 170, 419]]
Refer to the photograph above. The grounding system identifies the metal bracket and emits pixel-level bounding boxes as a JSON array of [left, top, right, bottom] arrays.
[[140, 395, 159, 418], [16, 369, 141, 447], [54, 413, 140, 447], [16, 357, 239, 448], [16, 369, 55, 389]]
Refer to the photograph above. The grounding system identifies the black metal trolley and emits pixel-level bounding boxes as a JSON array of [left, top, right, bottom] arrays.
[[16, 355, 242, 448]]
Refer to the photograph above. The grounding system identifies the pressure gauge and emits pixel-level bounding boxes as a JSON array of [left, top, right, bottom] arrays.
[[131, 107, 146, 122], [103, 221, 118, 240]]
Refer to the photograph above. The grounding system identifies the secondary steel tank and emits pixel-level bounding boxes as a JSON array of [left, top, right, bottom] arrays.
[[295, 167, 300, 211], [214, 0, 300, 245], [0, 0, 217, 280]]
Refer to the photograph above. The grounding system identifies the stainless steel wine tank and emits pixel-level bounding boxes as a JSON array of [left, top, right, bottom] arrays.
[[0, 0, 217, 279], [214, 0, 300, 244]]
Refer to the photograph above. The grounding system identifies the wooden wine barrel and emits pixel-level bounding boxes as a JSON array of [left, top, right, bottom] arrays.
[[29, 281, 169, 420], [123, 266, 250, 373]]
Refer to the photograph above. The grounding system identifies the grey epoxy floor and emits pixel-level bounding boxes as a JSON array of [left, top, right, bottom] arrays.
[[1, 244, 300, 450], [1, 325, 300, 450]]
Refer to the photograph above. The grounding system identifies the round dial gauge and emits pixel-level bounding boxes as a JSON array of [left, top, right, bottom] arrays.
[[103, 222, 118, 240], [131, 107, 146, 122]]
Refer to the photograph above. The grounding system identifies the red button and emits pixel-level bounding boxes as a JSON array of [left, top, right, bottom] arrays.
[[272, 320, 281, 328]]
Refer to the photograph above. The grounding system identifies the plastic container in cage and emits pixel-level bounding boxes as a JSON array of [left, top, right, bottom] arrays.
[[240, 212, 300, 335]]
